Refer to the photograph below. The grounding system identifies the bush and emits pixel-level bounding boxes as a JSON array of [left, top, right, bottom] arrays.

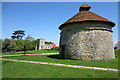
[[2, 37, 37, 52], [2, 39, 16, 52], [50, 47, 59, 51]]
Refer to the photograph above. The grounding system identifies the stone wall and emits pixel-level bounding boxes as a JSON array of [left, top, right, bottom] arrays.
[[59, 22, 115, 61], [36, 38, 53, 50], [36, 39, 45, 50], [116, 41, 120, 50]]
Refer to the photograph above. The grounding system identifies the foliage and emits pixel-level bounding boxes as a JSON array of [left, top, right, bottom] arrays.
[[50, 47, 59, 51], [45, 41, 53, 44], [24, 35, 36, 51], [15, 39, 24, 51], [11, 30, 25, 54], [0, 39, 2, 53], [2, 39, 10, 52], [11, 30, 25, 40], [3, 30, 56, 53], [8, 39, 17, 51], [2, 39, 16, 52], [25, 35, 35, 41], [2, 35, 37, 52]]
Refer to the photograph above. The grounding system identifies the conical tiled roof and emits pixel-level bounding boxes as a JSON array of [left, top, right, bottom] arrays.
[[59, 4, 115, 30]]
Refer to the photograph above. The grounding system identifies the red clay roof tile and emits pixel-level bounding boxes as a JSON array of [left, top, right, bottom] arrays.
[[50, 44, 58, 47], [59, 6, 115, 30]]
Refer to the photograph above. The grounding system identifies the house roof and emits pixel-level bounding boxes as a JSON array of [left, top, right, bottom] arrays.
[[59, 4, 115, 30], [50, 44, 58, 47]]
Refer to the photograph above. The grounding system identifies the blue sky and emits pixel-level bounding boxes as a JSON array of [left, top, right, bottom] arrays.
[[2, 2, 118, 46]]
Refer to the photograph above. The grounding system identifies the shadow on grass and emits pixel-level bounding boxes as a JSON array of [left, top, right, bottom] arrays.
[[47, 54, 66, 60]]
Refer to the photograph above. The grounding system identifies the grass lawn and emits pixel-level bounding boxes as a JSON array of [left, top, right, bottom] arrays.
[[2, 60, 118, 78], [2, 50, 119, 69], [1, 50, 59, 55]]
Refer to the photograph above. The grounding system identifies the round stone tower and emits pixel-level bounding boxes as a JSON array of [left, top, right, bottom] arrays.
[[59, 4, 115, 61]]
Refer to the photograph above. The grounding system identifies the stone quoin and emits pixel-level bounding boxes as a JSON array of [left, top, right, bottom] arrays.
[[58, 4, 115, 61]]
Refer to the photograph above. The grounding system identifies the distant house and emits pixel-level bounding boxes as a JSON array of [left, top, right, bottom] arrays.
[[115, 41, 120, 50], [36, 38, 58, 50]]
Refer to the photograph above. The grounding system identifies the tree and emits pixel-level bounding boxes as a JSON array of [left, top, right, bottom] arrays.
[[25, 35, 35, 41], [11, 30, 26, 55], [23, 35, 36, 55], [2, 39, 10, 52], [8, 39, 16, 51], [11, 30, 25, 40], [2, 39, 16, 52], [10, 30, 37, 54], [24, 35, 36, 50], [45, 41, 53, 44], [0, 39, 2, 53], [15, 39, 24, 51]]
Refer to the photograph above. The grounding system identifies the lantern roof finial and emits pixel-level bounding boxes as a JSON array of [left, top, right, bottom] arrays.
[[79, 3, 91, 12]]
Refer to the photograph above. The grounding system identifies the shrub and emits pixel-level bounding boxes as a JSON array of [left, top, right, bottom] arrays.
[[50, 47, 59, 51]]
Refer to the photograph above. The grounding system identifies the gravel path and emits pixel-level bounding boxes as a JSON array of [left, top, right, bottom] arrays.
[[1, 58, 119, 72]]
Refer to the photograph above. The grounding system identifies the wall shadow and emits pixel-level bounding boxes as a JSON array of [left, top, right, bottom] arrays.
[[47, 54, 65, 60]]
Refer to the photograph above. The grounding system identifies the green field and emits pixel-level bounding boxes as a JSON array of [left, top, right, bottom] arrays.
[[2, 49, 119, 78], [2, 61, 118, 78], [2, 50, 119, 69], [2, 50, 59, 55]]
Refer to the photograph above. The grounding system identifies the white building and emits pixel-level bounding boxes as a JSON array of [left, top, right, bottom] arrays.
[[115, 41, 120, 50], [36, 38, 57, 50]]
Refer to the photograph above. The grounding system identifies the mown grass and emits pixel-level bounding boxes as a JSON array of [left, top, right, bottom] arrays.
[[2, 50, 59, 55], [3, 50, 119, 69], [2, 60, 118, 78]]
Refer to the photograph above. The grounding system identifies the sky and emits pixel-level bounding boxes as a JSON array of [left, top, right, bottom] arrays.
[[2, 2, 118, 46]]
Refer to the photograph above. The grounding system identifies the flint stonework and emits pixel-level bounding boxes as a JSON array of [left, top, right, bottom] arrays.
[[59, 4, 115, 61], [59, 22, 115, 61]]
